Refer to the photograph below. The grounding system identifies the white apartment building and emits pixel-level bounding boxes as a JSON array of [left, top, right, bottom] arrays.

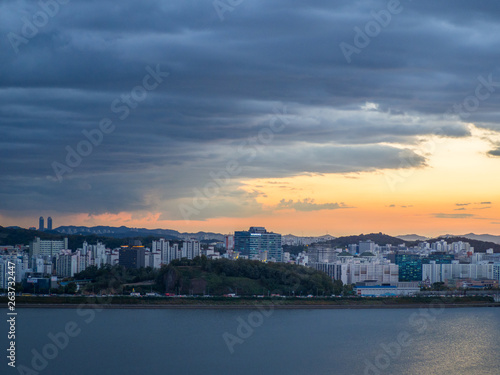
[[183, 240, 201, 260], [145, 251, 162, 269], [422, 260, 495, 284], [56, 250, 80, 278], [30, 237, 69, 258], [152, 238, 170, 264], [309, 261, 399, 285], [151, 239, 200, 265]]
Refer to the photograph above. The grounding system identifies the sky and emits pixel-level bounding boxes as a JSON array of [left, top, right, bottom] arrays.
[[1, 0, 500, 237]]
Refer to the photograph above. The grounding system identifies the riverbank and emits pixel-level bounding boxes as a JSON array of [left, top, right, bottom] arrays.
[[11, 302, 500, 309], [3, 295, 499, 309]]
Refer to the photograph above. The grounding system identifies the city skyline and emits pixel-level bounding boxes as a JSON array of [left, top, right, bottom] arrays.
[[2, 2, 499, 375], [1, 1, 500, 238]]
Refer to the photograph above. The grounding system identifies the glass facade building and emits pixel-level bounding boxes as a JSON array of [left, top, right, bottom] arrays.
[[234, 227, 282, 262]]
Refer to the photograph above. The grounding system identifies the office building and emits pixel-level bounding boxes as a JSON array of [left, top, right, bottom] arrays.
[[359, 240, 375, 254], [234, 227, 282, 262], [494, 263, 500, 282], [39, 216, 44, 231], [389, 253, 422, 282], [119, 246, 147, 269], [307, 246, 337, 263], [47, 217, 53, 231], [348, 244, 358, 255], [225, 235, 235, 251]]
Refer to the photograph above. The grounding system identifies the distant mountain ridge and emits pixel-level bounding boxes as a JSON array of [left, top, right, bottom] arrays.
[[396, 234, 429, 241], [457, 233, 500, 245], [55, 225, 226, 241], [398, 233, 500, 246]]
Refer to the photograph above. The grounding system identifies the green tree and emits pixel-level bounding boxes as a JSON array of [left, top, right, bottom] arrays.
[[65, 282, 78, 294], [431, 282, 447, 291], [333, 279, 343, 295], [343, 284, 354, 296]]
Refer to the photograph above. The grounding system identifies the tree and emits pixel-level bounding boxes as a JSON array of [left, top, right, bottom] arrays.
[[431, 282, 447, 291], [65, 282, 78, 294], [343, 284, 354, 296], [333, 279, 343, 296]]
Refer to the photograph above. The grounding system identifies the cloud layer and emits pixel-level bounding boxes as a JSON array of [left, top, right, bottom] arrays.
[[1, 0, 500, 220]]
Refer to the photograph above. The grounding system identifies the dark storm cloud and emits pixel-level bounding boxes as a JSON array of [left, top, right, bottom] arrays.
[[487, 147, 500, 157], [1, 0, 500, 218]]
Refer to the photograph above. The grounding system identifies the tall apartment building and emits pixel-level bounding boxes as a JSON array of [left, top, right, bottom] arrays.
[[0, 257, 17, 290], [422, 261, 495, 284], [56, 250, 80, 278], [152, 239, 199, 265], [145, 252, 162, 269], [152, 238, 171, 264], [29, 237, 69, 259], [431, 240, 449, 252], [182, 240, 201, 260], [234, 227, 282, 262]]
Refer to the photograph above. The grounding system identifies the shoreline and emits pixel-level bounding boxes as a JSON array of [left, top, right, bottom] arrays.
[[10, 302, 500, 310]]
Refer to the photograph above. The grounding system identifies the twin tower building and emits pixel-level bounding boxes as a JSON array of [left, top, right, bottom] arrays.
[[38, 216, 52, 231]]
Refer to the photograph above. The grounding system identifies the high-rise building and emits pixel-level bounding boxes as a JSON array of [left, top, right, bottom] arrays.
[[307, 246, 337, 263], [389, 253, 422, 282], [152, 239, 191, 265], [183, 240, 201, 260], [423, 261, 495, 284], [225, 235, 234, 251], [348, 244, 358, 255], [118, 247, 146, 269], [494, 263, 500, 283], [234, 227, 282, 262], [39, 217, 44, 231], [152, 238, 169, 263], [47, 217, 53, 231], [359, 240, 375, 254], [56, 250, 80, 277], [29, 237, 68, 259]]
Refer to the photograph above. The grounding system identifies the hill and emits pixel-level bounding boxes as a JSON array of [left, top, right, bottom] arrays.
[[396, 234, 429, 241], [323, 233, 406, 248], [156, 257, 335, 296]]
